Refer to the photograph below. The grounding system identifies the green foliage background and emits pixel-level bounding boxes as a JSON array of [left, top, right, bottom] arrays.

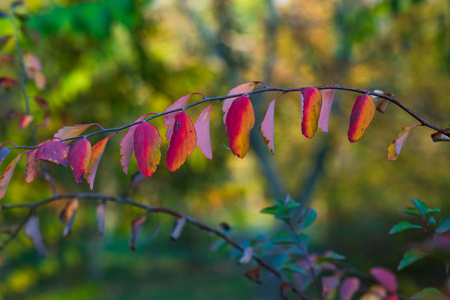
[[0, 0, 449, 298]]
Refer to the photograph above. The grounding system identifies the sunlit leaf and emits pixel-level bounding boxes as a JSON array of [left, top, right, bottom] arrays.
[[32, 71, 46, 90], [68, 138, 92, 183], [0, 152, 25, 199], [194, 102, 217, 159], [318, 88, 335, 133], [24, 215, 47, 256], [0, 147, 10, 168], [340, 277, 360, 300], [389, 221, 422, 234], [164, 93, 202, 141], [166, 111, 196, 171], [19, 115, 33, 129], [348, 94, 376, 143], [130, 215, 146, 252], [387, 125, 420, 161], [244, 268, 261, 284], [59, 199, 79, 237], [133, 122, 162, 177], [96, 200, 106, 235], [370, 267, 397, 293], [54, 123, 103, 140], [35, 140, 69, 166], [260, 94, 284, 154], [225, 95, 255, 158], [170, 217, 186, 241], [301, 87, 322, 139], [87, 134, 114, 190], [25, 148, 39, 183], [238, 247, 253, 265], [222, 81, 259, 124], [397, 249, 428, 270]]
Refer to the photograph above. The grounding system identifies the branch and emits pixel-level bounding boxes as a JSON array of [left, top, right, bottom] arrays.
[[0, 193, 310, 300], [5, 85, 450, 151]]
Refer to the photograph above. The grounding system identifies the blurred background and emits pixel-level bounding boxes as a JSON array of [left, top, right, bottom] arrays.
[[0, 0, 449, 299]]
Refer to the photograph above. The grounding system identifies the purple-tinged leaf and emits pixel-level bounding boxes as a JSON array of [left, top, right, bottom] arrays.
[[24, 215, 47, 256], [340, 277, 360, 300], [194, 102, 218, 159], [238, 247, 253, 265], [370, 267, 397, 293], [0, 152, 25, 199], [68, 138, 92, 183], [35, 140, 69, 166]]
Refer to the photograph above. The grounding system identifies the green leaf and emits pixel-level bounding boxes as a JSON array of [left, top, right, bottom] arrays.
[[270, 231, 294, 245], [411, 288, 447, 300], [403, 207, 421, 216], [398, 249, 428, 270], [297, 233, 308, 250], [411, 199, 428, 217], [436, 217, 450, 234], [260, 205, 280, 215], [300, 208, 317, 230], [316, 251, 346, 264], [281, 263, 309, 275], [285, 199, 300, 210], [428, 217, 436, 227], [389, 221, 422, 234], [425, 208, 441, 215]]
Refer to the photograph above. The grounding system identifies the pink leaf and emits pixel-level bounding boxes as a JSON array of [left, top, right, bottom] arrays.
[[25, 148, 39, 183], [0, 152, 25, 199], [318, 89, 335, 133], [166, 111, 196, 171], [68, 138, 92, 183], [370, 267, 397, 293], [260, 94, 284, 154], [194, 102, 217, 159], [35, 140, 69, 166], [164, 93, 203, 141], [340, 277, 360, 300], [134, 122, 162, 177], [24, 215, 47, 256], [222, 82, 260, 124]]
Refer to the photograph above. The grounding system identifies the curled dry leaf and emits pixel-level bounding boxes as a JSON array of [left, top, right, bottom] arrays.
[[387, 125, 420, 161], [348, 94, 376, 143], [134, 122, 162, 177], [222, 82, 259, 124], [0, 152, 25, 199], [166, 111, 196, 171], [35, 140, 69, 166], [372, 90, 389, 113], [164, 93, 202, 141], [431, 128, 450, 142], [238, 246, 253, 265], [25, 149, 39, 183], [301, 87, 322, 139], [68, 138, 92, 183], [130, 215, 146, 252], [59, 199, 79, 237], [96, 201, 106, 235], [129, 171, 146, 195], [244, 268, 261, 284], [194, 102, 218, 159], [170, 217, 186, 241], [24, 215, 47, 256], [225, 95, 255, 158]]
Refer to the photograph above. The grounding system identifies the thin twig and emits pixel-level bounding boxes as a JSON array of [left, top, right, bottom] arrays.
[[0, 207, 34, 251]]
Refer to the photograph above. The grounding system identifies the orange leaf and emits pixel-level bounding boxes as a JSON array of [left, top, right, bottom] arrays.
[[35, 140, 69, 166], [387, 125, 420, 161], [68, 138, 92, 183], [348, 94, 376, 143], [24, 215, 47, 256], [244, 268, 261, 284], [19, 115, 33, 129], [301, 87, 322, 139], [59, 199, 79, 237], [54, 123, 103, 140], [318, 89, 335, 133], [225, 95, 255, 158], [222, 82, 259, 124], [194, 102, 217, 159], [134, 122, 162, 177], [166, 111, 196, 171], [130, 215, 146, 252], [0, 152, 25, 199], [25, 148, 39, 183], [87, 134, 114, 190], [260, 94, 284, 154], [164, 93, 202, 141]]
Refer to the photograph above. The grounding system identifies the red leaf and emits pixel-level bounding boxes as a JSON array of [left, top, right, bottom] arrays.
[[0, 147, 10, 168], [0, 152, 24, 199], [134, 122, 162, 177], [322, 276, 340, 294], [120, 114, 151, 175], [130, 215, 146, 252], [34, 97, 49, 111], [35, 140, 69, 166], [166, 111, 196, 171], [24, 215, 47, 256], [25, 148, 39, 183], [87, 134, 114, 190], [318, 89, 335, 133], [194, 102, 217, 159], [96, 200, 106, 235], [54, 123, 103, 140], [370, 267, 397, 293], [348, 94, 376, 143], [164, 93, 202, 141], [222, 82, 259, 124], [59, 199, 79, 237], [238, 247, 253, 265], [260, 94, 284, 154], [301, 87, 322, 139], [340, 277, 360, 300], [387, 125, 420, 161], [170, 217, 186, 241], [68, 138, 92, 183], [244, 268, 261, 284], [225, 95, 255, 158], [0, 77, 18, 90], [19, 115, 33, 129]]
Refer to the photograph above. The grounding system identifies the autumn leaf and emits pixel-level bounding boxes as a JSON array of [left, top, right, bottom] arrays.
[[301, 87, 322, 139], [370, 267, 397, 293], [59, 199, 79, 237], [35, 140, 69, 166], [340, 277, 360, 300], [372, 90, 389, 113], [0, 77, 18, 90], [348, 94, 376, 143], [194, 102, 217, 159], [260, 94, 284, 154], [19, 115, 33, 129], [431, 128, 450, 142], [222, 82, 260, 124], [0, 147, 10, 168], [225, 95, 255, 158], [134, 122, 162, 177], [0, 152, 25, 199], [25, 148, 39, 183], [24, 215, 47, 256], [68, 138, 92, 183], [54, 123, 103, 140], [130, 215, 146, 252], [387, 125, 420, 161], [244, 268, 261, 284], [87, 134, 114, 190], [318, 89, 335, 133], [166, 111, 196, 171], [164, 93, 202, 141]]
